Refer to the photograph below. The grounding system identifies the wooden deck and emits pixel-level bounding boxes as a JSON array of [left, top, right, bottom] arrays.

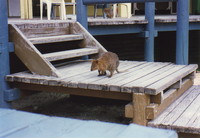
[[8, 15, 200, 25], [148, 85, 200, 135], [6, 61, 197, 125], [0, 108, 177, 138]]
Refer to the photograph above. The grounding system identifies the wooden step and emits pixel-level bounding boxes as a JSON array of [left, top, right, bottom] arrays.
[[29, 34, 84, 44], [43, 48, 99, 61]]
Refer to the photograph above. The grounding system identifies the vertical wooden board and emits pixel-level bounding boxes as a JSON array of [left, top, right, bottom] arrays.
[[9, 24, 60, 77], [133, 93, 150, 126], [125, 102, 134, 118]]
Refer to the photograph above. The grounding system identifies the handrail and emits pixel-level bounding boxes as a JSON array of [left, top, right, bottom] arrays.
[[83, 0, 177, 4]]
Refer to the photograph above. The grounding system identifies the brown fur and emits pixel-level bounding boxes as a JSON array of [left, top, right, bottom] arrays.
[[91, 52, 120, 78], [104, 8, 114, 18]]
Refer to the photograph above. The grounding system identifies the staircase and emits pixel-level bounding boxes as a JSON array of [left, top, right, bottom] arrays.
[[9, 22, 107, 77]]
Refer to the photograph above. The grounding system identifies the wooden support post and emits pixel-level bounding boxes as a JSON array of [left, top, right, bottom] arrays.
[[77, 0, 88, 30], [176, 0, 189, 65], [144, 2, 155, 62], [133, 93, 150, 126], [0, 0, 11, 108]]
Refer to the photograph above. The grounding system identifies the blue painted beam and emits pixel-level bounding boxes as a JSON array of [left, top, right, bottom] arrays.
[[176, 0, 189, 65], [0, 0, 11, 108], [77, 0, 88, 30], [144, 2, 155, 62], [83, 0, 177, 4], [89, 24, 145, 35]]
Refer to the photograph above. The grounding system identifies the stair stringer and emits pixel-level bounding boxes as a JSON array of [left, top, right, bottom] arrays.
[[71, 22, 107, 58], [9, 24, 61, 77]]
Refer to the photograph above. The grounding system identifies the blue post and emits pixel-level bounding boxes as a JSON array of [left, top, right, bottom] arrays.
[[144, 2, 155, 62], [176, 0, 189, 65], [77, 0, 88, 30], [0, 0, 11, 108]]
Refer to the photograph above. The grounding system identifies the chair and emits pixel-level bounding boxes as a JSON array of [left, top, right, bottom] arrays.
[[94, 4, 130, 18], [94, 4, 108, 18], [65, 0, 76, 15], [40, 0, 66, 20], [114, 3, 131, 18]]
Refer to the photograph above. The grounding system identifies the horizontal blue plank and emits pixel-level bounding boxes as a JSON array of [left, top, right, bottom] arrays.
[[89, 24, 145, 35]]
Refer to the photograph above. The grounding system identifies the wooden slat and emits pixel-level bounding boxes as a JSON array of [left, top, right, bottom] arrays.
[[29, 34, 84, 44], [146, 79, 193, 120], [16, 22, 71, 38], [79, 61, 148, 90], [109, 62, 172, 92], [9, 24, 61, 77], [173, 91, 200, 128], [121, 64, 175, 93], [148, 85, 197, 125], [145, 64, 198, 95], [71, 22, 107, 57], [62, 61, 137, 89], [43, 48, 99, 61]]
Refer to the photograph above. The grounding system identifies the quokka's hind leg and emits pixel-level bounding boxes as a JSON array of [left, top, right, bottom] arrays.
[[108, 70, 114, 78]]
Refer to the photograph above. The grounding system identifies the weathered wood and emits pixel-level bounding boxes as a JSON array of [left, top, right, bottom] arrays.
[[9, 24, 61, 77], [148, 86, 200, 135], [145, 64, 198, 95], [150, 91, 163, 104], [121, 63, 174, 93], [71, 22, 107, 57], [146, 79, 193, 120], [43, 48, 99, 61], [16, 22, 71, 38], [125, 102, 134, 118], [11, 82, 132, 101], [133, 93, 150, 126], [29, 34, 84, 44], [109, 62, 171, 92]]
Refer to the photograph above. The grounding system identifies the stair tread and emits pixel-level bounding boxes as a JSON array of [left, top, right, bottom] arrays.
[[29, 34, 84, 44], [43, 48, 99, 61]]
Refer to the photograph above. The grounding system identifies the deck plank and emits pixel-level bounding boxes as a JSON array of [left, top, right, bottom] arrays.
[[84, 61, 148, 90], [145, 64, 198, 95], [108, 62, 171, 92], [148, 86, 200, 134], [121, 64, 174, 92], [6, 61, 198, 95]]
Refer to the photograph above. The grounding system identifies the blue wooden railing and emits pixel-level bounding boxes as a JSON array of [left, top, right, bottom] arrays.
[[0, 0, 189, 108], [77, 0, 189, 65]]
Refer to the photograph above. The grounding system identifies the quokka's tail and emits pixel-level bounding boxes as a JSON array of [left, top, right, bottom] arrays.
[[116, 69, 129, 73]]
